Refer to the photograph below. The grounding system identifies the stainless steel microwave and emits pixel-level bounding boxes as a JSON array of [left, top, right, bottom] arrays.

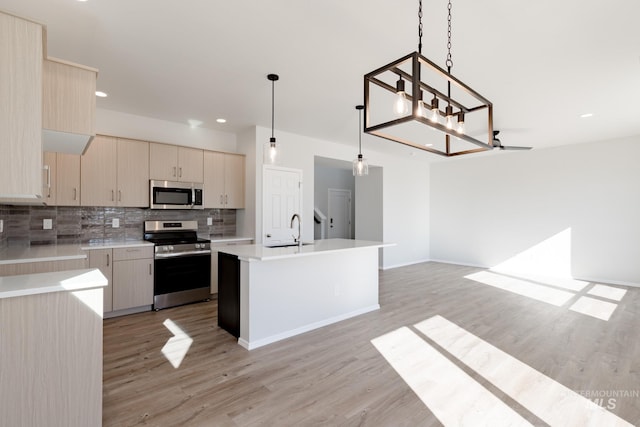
[[149, 180, 203, 209]]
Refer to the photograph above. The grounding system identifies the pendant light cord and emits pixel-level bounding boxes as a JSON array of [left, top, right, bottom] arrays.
[[418, 0, 423, 54], [446, 0, 453, 98], [271, 79, 275, 140], [358, 108, 362, 155]]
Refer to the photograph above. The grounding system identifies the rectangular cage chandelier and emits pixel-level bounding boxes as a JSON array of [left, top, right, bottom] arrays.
[[364, 0, 494, 157]]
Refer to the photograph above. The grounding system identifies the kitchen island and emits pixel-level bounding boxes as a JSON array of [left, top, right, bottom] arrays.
[[217, 238, 391, 350], [0, 268, 107, 427]]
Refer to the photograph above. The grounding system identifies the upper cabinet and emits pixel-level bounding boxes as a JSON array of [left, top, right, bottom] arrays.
[[43, 151, 81, 206], [0, 11, 44, 199], [204, 151, 245, 209], [42, 57, 98, 155], [81, 135, 149, 207], [150, 143, 203, 183]]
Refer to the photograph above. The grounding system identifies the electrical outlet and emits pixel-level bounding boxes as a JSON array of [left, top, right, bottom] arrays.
[[43, 219, 53, 230], [0, 219, 3, 233], [207, 217, 213, 226], [112, 218, 120, 228]]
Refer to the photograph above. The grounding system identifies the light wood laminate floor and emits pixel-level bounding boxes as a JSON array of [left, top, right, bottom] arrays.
[[103, 262, 640, 426]]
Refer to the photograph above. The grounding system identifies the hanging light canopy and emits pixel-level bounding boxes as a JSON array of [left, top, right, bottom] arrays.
[[265, 73, 279, 164], [353, 105, 369, 176], [364, 0, 494, 157]]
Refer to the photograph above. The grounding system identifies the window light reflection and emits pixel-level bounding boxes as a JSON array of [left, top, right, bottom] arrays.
[[161, 319, 193, 369]]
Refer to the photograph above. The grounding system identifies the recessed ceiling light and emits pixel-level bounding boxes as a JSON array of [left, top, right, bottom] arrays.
[[425, 143, 433, 147], [76, 0, 88, 3], [580, 113, 594, 118], [95, 91, 108, 98], [216, 118, 227, 124], [188, 119, 203, 128]]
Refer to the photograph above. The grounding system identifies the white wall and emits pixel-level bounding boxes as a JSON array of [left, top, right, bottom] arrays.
[[96, 108, 236, 151], [355, 166, 384, 267], [241, 126, 430, 269], [430, 135, 640, 286]]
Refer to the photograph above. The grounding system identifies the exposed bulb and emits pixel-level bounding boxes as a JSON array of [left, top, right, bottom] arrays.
[[352, 154, 368, 176], [267, 137, 277, 164], [445, 105, 454, 130], [394, 78, 409, 116], [394, 92, 409, 116], [456, 113, 465, 134], [430, 97, 440, 123], [417, 100, 428, 118]]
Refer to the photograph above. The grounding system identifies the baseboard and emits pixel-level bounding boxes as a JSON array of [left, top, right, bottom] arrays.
[[426, 258, 640, 288], [382, 258, 432, 270], [238, 304, 381, 351]]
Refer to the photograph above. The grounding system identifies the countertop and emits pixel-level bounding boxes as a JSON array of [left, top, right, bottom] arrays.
[[216, 238, 393, 261], [0, 268, 107, 299], [0, 241, 152, 265]]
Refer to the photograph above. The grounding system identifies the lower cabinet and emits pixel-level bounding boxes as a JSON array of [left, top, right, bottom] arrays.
[[211, 239, 253, 293], [86, 246, 154, 315]]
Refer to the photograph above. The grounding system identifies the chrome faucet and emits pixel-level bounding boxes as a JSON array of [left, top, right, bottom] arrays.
[[290, 213, 302, 247]]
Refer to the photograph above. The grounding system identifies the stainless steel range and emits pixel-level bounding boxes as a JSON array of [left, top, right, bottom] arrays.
[[143, 220, 211, 310]]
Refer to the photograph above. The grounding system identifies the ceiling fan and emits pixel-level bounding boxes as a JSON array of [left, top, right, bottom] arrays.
[[492, 130, 532, 151]]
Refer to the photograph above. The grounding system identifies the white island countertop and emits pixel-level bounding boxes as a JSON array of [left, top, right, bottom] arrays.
[[217, 238, 393, 262], [0, 268, 108, 299]]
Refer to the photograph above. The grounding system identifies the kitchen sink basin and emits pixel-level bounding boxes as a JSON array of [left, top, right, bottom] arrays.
[[264, 242, 314, 248]]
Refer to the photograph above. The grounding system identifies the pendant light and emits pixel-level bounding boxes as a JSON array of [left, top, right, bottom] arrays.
[[265, 73, 279, 164], [353, 105, 369, 176], [364, 0, 494, 157]]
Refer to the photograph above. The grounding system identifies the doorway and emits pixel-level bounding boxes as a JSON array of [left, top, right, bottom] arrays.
[[328, 189, 351, 239], [262, 166, 302, 245]]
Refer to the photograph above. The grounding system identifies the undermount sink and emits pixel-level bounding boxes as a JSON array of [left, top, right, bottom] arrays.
[[264, 242, 314, 248]]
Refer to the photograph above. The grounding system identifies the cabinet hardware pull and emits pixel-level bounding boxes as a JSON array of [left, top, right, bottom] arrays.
[[73, 188, 77, 201], [111, 190, 115, 201], [107, 253, 110, 267], [179, 167, 183, 178], [225, 194, 228, 204], [118, 190, 122, 202], [173, 166, 176, 177], [220, 195, 223, 205], [149, 263, 152, 275], [45, 165, 51, 197]]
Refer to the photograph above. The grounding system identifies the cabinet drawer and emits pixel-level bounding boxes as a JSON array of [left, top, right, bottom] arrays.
[[113, 246, 153, 261]]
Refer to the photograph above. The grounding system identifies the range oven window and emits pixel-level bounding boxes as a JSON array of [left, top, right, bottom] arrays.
[[153, 187, 192, 206], [154, 253, 211, 296]]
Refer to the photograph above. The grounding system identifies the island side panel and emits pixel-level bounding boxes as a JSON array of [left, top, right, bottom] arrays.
[[0, 288, 103, 427], [240, 246, 380, 349]]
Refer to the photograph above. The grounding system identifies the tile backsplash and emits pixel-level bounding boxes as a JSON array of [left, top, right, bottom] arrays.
[[0, 205, 236, 247]]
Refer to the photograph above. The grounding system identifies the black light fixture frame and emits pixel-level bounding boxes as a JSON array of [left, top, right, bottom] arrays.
[[364, 52, 493, 157]]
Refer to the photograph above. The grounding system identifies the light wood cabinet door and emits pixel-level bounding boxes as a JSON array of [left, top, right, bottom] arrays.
[[113, 259, 154, 311], [178, 147, 204, 183], [42, 58, 97, 136], [117, 138, 149, 207], [149, 142, 178, 181], [88, 248, 114, 313], [56, 153, 81, 206], [43, 151, 57, 204], [204, 151, 225, 208], [224, 154, 245, 209], [0, 12, 43, 198], [81, 135, 117, 206]]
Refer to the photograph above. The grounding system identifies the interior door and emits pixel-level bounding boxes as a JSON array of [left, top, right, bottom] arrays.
[[263, 166, 302, 245], [328, 188, 351, 239]]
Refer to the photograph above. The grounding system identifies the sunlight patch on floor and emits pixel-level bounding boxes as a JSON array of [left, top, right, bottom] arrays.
[[569, 297, 619, 321], [371, 326, 533, 426], [588, 284, 627, 302], [161, 318, 193, 369], [465, 270, 575, 306], [412, 315, 633, 426]]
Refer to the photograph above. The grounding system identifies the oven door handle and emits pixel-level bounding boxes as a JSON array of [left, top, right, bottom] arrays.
[[155, 250, 211, 259]]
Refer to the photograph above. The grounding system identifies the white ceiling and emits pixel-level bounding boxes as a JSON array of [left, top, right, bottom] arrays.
[[3, 0, 640, 160]]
